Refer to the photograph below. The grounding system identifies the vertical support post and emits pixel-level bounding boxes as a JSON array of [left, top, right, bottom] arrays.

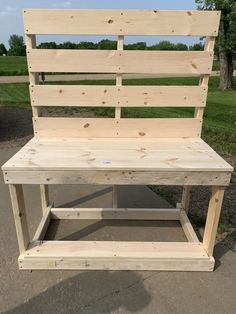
[[195, 36, 215, 123], [181, 186, 192, 213], [203, 186, 225, 256], [9, 184, 30, 253], [113, 35, 124, 208], [112, 185, 118, 208], [40, 185, 49, 214], [26, 33, 50, 212], [25, 34, 40, 118], [115, 35, 124, 119], [183, 39, 216, 213]]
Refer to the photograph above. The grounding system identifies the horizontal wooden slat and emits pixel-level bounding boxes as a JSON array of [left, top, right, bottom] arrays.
[[31, 85, 207, 107], [19, 255, 215, 271], [23, 10, 220, 36], [4, 170, 231, 186], [27, 50, 213, 74], [19, 241, 214, 270], [24, 241, 207, 258], [33, 118, 202, 138], [50, 207, 180, 220]]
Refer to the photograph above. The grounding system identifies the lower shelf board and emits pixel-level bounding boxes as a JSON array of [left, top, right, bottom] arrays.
[[19, 241, 214, 271]]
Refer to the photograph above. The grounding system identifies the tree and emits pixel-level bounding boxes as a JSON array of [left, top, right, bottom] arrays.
[[58, 41, 78, 49], [196, 0, 236, 89], [175, 43, 188, 51], [189, 42, 204, 51], [8, 35, 26, 56], [97, 39, 117, 50], [155, 40, 175, 50], [38, 42, 57, 49], [77, 41, 97, 49], [125, 42, 147, 50], [0, 43, 7, 56]]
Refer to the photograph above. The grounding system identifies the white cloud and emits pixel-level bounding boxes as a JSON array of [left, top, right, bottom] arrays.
[[63, 1, 72, 6], [52, 1, 72, 8], [0, 6, 18, 17]]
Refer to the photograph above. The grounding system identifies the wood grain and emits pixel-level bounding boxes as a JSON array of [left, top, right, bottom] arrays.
[[27, 49, 213, 74], [31, 85, 207, 107], [23, 10, 220, 36]]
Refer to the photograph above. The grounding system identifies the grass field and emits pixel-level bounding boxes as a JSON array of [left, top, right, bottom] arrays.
[[0, 56, 28, 76], [0, 76, 236, 155], [212, 59, 236, 71], [0, 56, 235, 76]]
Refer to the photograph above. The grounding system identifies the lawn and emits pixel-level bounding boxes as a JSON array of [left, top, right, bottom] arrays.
[[212, 59, 236, 71], [0, 56, 235, 76], [0, 76, 236, 155], [0, 56, 28, 76]]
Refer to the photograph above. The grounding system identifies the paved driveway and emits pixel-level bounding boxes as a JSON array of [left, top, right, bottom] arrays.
[[0, 71, 232, 84]]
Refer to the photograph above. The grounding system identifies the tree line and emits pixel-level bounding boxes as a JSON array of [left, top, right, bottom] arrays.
[[0, 34, 205, 57], [196, 0, 236, 89]]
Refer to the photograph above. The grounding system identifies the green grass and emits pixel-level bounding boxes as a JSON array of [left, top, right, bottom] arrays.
[[0, 76, 236, 155], [0, 56, 235, 76], [0, 56, 28, 76], [212, 59, 236, 71], [0, 82, 29, 106]]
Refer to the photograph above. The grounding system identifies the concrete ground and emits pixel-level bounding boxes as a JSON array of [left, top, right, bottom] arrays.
[[1, 71, 234, 84], [0, 147, 236, 314]]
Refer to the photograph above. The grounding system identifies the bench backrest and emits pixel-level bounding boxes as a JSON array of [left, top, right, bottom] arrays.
[[23, 9, 220, 138]]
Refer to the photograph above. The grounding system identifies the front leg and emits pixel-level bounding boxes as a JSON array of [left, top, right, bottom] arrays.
[[9, 184, 30, 253]]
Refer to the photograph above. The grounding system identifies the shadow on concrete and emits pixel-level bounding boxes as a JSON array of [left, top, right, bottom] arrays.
[[61, 220, 182, 241], [45, 185, 186, 242], [0, 107, 33, 142], [59, 187, 112, 208], [214, 229, 236, 270], [5, 271, 152, 314]]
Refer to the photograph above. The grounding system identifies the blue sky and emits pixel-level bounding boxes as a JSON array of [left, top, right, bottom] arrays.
[[0, 0, 199, 48]]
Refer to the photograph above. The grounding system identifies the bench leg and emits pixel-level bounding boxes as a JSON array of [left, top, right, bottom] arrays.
[[181, 186, 192, 213], [9, 184, 30, 254], [40, 184, 49, 214], [112, 185, 118, 208], [203, 186, 225, 256]]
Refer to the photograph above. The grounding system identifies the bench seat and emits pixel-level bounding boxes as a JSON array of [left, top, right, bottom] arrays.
[[3, 137, 232, 172]]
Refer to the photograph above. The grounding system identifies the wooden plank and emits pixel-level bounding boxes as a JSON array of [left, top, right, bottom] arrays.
[[203, 186, 225, 256], [18, 255, 215, 271], [2, 138, 233, 172], [9, 185, 29, 253], [22, 241, 208, 258], [25, 34, 40, 118], [3, 170, 232, 186], [195, 36, 216, 124], [179, 210, 199, 242], [23, 10, 220, 36], [50, 207, 180, 220], [115, 35, 123, 118], [33, 118, 202, 138], [181, 186, 192, 213], [31, 85, 207, 107], [27, 50, 213, 74], [112, 185, 118, 208], [40, 185, 49, 214], [18, 241, 214, 271], [113, 35, 124, 207], [32, 207, 51, 242]]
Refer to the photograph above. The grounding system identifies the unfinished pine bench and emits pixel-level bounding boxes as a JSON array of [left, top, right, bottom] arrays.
[[2, 9, 233, 271]]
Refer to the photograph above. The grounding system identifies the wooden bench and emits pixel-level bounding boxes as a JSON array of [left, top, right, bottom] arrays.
[[2, 9, 233, 271]]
